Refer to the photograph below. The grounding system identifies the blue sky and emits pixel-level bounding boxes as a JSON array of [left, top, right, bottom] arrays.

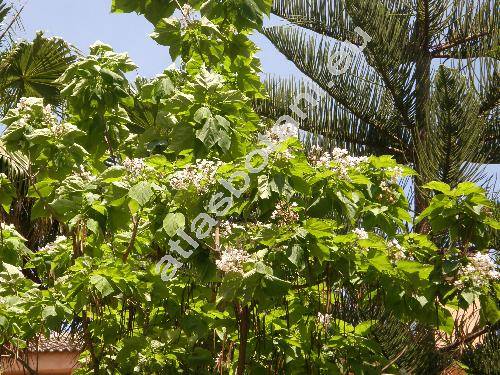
[[11, 0, 500, 190], [18, 0, 297, 78]]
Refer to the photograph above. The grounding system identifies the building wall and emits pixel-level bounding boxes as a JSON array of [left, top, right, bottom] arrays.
[[1, 351, 80, 375]]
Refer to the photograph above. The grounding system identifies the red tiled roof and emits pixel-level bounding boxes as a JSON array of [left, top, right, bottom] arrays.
[[27, 333, 83, 353]]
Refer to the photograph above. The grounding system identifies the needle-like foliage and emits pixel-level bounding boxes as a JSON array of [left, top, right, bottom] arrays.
[[260, 0, 499, 203], [259, 0, 499, 371]]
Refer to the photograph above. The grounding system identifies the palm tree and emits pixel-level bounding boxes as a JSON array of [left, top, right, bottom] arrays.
[[0, 1, 77, 255], [256, 0, 499, 214], [0, 1, 77, 183]]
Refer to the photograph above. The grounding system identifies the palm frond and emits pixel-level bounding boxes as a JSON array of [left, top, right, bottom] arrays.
[[0, 31, 78, 115], [0, 140, 29, 192], [0, 0, 23, 49]]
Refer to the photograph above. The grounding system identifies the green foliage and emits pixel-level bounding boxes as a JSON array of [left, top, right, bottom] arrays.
[[259, 0, 499, 192], [0, 1, 498, 374]]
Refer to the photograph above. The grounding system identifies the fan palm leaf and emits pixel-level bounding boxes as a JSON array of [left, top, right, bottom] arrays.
[[0, 31, 78, 115]]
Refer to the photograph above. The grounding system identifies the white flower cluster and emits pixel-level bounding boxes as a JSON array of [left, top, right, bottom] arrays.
[[1, 223, 15, 231], [150, 340, 164, 351], [379, 180, 398, 203], [271, 201, 299, 226], [50, 122, 71, 138], [308, 146, 368, 177], [42, 104, 54, 122], [387, 166, 404, 185], [249, 221, 273, 230], [219, 220, 245, 237], [353, 228, 369, 240], [215, 246, 251, 274], [16, 97, 64, 136], [308, 145, 332, 167], [317, 312, 332, 326], [16, 97, 46, 112], [454, 252, 499, 290], [331, 148, 368, 167], [265, 122, 298, 144], [0, 223, 18, 236], [169, 159, 222, 193], [77, 165, 97, 182], [38, 236, 68, 253], [388, 239, 407, 261], [181, 3, 192, 16], [123, 158, 152, 180], [16, 97, 29, 110], [379, 180, 391, 194], [274, 148, 295, 161]]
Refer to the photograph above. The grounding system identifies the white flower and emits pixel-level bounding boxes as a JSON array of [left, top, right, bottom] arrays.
[[1, 223, 16, 232], [388, 238, 406, 260], [308, 145, 331, 167], [378, 180, 398, 204], [308, 146, 368, 177], [17, 97, 29, 110], [219, 220, 245, 237], [216, 246, 251, 274], [77, 165, 96, 182], [38, 235, 68, 252], [265, 122, 298, 144], [454, 252, 499, 289], [181, 3, 192, 16], [380, 180, 391, 193], [317, 312, 332, 326], [123, 158, 153, 180], [169, 159, 222, 193], [150, 340, 164, 351], [388, 166, 404, 185], [15, 97, 61, 132], [50, 122, 69, 138], [353, 228, 369, 240], [16, 97, 42, 110], [271, 200, 300, 226], [275, 148, 295, 161], [249, 221, 272, 230]]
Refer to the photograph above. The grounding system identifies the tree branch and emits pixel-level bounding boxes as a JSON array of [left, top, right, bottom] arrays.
[[0, 3, 25, 42], [0, 344, 36, 375], [431, 31, 490, 56], [122, 215, 139, 263], [439, 325, 491, 352]]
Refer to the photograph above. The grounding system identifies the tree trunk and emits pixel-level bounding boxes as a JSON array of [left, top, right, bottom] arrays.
[[414, 0, 432, 228], [236, 304, 249, 375]]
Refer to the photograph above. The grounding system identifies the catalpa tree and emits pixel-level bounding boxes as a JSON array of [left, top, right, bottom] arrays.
[[0, 1, 498, 374]]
